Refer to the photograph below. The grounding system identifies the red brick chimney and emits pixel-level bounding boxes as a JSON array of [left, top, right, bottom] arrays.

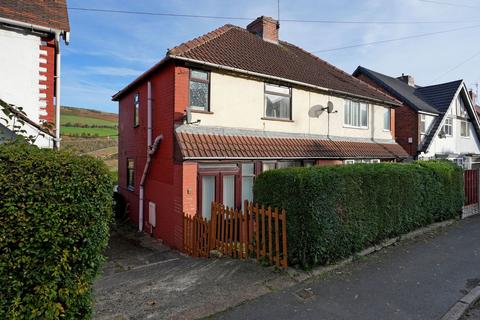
[[246, 16, 279, 43], [397, 73, 415, 87]]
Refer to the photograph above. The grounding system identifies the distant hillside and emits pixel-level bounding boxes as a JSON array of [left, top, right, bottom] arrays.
[[60, 106, 118, 137]]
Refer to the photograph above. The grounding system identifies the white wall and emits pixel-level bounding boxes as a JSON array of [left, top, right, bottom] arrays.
[[423, 88, 480, 158], [0, 28, 53, 147], [191, 72, 394, 141]]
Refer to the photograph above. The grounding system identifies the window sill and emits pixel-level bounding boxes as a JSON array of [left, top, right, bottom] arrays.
[[191, 109, 213, 114], [343, 125, 369, 130], [261, 117, 293, 123]]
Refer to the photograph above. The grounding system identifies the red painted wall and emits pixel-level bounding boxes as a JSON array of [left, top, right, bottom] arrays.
[[117, 62, 199, 249]]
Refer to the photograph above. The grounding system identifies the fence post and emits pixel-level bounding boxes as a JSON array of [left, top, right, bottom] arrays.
[[261, 205, 266, 259], [210, 203, 216, 251], [267, 206, 272, 265], [255, 203, 260, 261], [282, 209, 288, 268], [234, 209, 238, 258], [274, 208, 280, 267]]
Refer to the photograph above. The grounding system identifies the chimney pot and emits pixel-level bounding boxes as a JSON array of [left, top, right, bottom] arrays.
[[246, 16, 279, 43], [397, 74, 415, 87]]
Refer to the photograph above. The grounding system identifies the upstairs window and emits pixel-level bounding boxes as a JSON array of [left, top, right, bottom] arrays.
[[383, 107, 391, 131], [264, 84, 291, 120], [420, 114, 426, 134], [344, 100, 368, 128], [189, 70, 210, 111], [127, 158, 135, 190], [443, 117, 453, 136], [461, 120, 470, 137], [133, 93, 139, 127]]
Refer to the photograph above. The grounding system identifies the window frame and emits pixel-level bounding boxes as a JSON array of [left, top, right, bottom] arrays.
[[461, 120, 470, 138], [189, 69, 210, 112], [420, 114, 426, 135], [127, 158, 135, 191], [383, 107, 391, 131], [133, 93, 139, 127], [443, 117, 453, 137], [264, 83, 292, 120], [344, 100, 369, 129]]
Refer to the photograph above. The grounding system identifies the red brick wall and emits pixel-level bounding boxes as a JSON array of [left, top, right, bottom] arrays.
[[246, 17, 278, 42], [316, 159, 342, 166], [356, 73, 416, 157], [182, 162, 198, 217], [39, 37, 56, 124]]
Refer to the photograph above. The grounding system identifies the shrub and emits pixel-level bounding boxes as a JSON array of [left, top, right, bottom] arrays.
[[253, 161, 463, 268], [0, 142, 112, 319]]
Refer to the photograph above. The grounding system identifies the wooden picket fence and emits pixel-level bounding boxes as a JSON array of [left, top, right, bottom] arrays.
[[464, 169, 479, 206], [183, 201, 288, 268]]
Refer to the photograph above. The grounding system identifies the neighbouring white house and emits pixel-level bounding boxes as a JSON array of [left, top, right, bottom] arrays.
[[0, 0, 70, 148], [354, 67, 480, 169]]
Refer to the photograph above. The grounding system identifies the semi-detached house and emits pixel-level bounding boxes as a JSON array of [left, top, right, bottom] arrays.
[[113, 16, 408, 248]]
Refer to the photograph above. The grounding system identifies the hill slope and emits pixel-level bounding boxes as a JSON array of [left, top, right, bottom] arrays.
[[60, 106, 118, 137]]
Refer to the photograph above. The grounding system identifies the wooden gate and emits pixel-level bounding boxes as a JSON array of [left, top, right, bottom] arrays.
[[464, 169, 479, 206], [183, 201, 288, 268]]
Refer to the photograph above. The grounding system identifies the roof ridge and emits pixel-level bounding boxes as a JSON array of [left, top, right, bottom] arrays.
[[418, 79, 463, 90], [168, 24, 237, 56], [282, 44, 401, 105]]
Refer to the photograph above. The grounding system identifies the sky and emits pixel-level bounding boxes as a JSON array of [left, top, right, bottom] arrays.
[[61, 0, 480, 113]]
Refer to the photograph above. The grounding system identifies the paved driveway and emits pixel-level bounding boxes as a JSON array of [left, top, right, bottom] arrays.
[[214, 215, 480, 320], [93, 223, 294, 320]]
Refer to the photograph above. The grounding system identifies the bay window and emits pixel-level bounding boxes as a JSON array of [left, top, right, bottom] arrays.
[[265, 84, 291, 120], [344, 100, 368, 128]]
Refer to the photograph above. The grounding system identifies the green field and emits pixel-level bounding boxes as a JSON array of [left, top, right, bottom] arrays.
[[61, 114, 117, 127], [61, 126, 118, 137], [60, 106, 118, 137]]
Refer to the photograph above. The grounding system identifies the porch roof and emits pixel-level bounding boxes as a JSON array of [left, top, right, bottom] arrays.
[[175, 126, 409, 160]]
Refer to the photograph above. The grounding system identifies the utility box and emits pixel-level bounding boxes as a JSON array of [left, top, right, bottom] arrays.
[[148, 201, 156, 227]]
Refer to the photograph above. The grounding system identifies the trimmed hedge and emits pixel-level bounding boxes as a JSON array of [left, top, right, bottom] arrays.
[[0, 143, 112, 319], [253, 161, 463, 268]]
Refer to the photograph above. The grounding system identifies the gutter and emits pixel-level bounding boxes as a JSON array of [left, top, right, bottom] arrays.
[[169, 55, 402, 108]]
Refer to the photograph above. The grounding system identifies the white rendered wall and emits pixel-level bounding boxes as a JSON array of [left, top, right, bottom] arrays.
[[0, 28, 53, 147], [423, 88, 480, 158], [191, 72, 394, 141]]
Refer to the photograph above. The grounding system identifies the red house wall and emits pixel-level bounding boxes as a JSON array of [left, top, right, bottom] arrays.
[[117, 62, 198, 249]]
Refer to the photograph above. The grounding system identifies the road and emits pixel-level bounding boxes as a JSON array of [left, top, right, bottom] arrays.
[[214, 215, 480, 320]]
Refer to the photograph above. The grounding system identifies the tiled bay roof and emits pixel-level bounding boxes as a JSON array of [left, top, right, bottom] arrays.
[[175, 127, 408, 160], [0, 0, 70, 32]]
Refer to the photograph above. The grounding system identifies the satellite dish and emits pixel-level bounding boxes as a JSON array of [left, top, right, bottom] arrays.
[[308, 105, 324, 118], [327, 101, 334, 113]]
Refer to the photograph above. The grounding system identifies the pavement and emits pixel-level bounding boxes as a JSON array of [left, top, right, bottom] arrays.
[[213, 215, 480, 320], [93, 222, 296, 320]]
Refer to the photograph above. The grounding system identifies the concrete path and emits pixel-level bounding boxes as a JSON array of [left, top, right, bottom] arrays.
[[93, 223, 295, 320], [214, 215, 480, 320]]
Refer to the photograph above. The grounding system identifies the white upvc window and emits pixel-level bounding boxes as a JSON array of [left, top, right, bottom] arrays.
[[344, 100, 368, 128], [420, 114, 426, 134], [189, 69, 210, 111], [383, 107, 391, 131], [264, 84, 292, 120], [443, 117, 453, 136], [461, 120, 470, 137]]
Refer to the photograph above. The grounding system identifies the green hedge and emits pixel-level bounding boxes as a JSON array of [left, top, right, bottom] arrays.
[[0, 143, 112, 319], [253, 161, 463, 268]]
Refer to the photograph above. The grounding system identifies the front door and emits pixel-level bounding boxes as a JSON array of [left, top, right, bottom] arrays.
[[198, 164, 240, 220]]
